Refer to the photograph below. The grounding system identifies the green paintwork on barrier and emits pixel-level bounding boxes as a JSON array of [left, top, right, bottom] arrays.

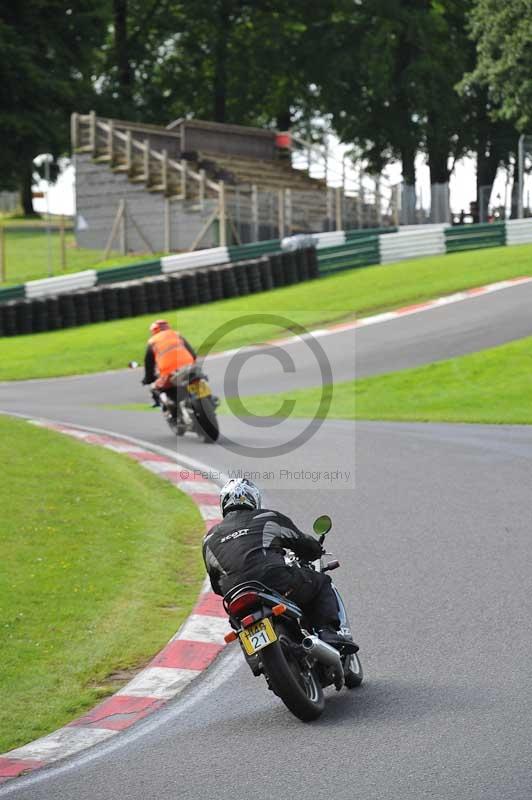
[[0, 284, 25, 304], [344, 226, 397, 241], [228, 239, 281, 261], [318, 236, 380, 274], [445, 222, 506, 253], [95, 260, 162, 284]]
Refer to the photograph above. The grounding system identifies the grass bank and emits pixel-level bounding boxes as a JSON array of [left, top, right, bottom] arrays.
[[219, 335, 532, 425], [1, 228, 159, 286], [0, 415, 205, 753], [1, 242, 531, 382]]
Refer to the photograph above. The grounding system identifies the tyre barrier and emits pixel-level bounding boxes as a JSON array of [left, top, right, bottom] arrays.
[[182, 272, 200, 307], [0, 248, 318, 336]]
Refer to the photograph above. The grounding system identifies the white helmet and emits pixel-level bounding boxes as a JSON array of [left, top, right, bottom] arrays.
[[220, 478, 261, 516]]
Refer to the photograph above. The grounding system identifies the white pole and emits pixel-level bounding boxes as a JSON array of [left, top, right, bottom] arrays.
[[45, 156, 53, 277], [518, 134, 525, 219]]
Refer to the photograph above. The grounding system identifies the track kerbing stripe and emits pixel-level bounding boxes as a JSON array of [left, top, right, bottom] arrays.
[[0, 421, 227, 783]]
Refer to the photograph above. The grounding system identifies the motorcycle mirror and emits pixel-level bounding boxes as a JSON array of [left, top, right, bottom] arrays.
[[313, 515, 332, 536], [128, 361, 139, 369]]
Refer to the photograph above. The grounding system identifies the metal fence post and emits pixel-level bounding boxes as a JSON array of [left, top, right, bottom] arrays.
[[342, 154, 346, 194], [285, 188, 292, 234], [326, 189, 334, 231], [375, 176, 382, 226], [278, 188, 285, 239], [358, 170, 365, 228], [219, 181, 227, 247], [161, 149, 168, 193], [60, 215, 66, 270], [120, 198, 127, 254], [518, 134, 525, 219], [251, 184, 259, 241], [164, 198, 171, 253], [335, 187, 343, 230]]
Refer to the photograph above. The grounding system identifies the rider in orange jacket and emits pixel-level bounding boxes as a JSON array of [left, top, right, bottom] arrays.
[[142, 319, 197, 405]]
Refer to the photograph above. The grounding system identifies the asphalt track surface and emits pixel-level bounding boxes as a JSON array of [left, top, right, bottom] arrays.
[[1, 286, 532, 799]]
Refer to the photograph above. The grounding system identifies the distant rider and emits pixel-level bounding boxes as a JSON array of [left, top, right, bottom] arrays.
[[142, 319, 196, 406], [203, 478, 358, 653]]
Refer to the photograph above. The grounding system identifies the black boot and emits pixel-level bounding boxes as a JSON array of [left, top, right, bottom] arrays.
[[318, 626, 359, 654]]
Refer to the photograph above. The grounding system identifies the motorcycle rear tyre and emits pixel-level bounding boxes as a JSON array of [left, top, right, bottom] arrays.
[[193, 398, 220, 443], [261, 625, 325, 722]]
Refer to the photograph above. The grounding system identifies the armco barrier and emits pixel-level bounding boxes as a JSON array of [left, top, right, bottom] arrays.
[[505, 218, 532, 246], [228, 239, 281, 261], [345, 226, 397, 241], [25, 270, 97, 299], [379, 226, 446, 264], [445, 222, 505, 253], [314, 231, 346, 248], [0, 284, 25, 303], [318, 237, 380, 275], [161, 247, 229, 274], [96, 260, 161, 284]]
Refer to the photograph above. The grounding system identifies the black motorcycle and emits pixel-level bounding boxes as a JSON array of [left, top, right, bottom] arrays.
[[129, 361, 220, 443], [159, 364, 220, 442], [223, 515, 363, 721]]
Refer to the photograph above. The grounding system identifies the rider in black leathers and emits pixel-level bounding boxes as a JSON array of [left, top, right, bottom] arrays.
[[203, 479, 356, 650]]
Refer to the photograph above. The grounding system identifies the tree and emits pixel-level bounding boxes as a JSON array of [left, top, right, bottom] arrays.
[[315, 1, 425, 222], [0, 2, 108, 213], [140, 0, 338, 128], [317, 1, 482, 222], [465, 0, 532, 132]]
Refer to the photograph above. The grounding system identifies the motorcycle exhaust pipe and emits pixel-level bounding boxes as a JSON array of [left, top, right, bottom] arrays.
[[301, 635, 344, 689]]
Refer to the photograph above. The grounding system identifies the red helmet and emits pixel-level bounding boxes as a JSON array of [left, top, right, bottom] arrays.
[[150, 319, 170, 335]]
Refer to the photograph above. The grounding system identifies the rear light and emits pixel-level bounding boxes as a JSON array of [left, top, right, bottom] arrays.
[[228, 591, 258, 616], [224, 631, 238, 643], [241, 613, 256, 627], [272, 603, 287, 616]]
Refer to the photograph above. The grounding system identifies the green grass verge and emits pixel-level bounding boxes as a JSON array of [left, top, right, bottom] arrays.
[[0, 415, 205, 753], [1, 242, 532, 382], [1, 229, 160, 286], [219, 335, 532, 425]]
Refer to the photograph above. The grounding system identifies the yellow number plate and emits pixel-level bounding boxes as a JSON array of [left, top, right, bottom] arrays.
[[187, 380, 211, 399], [239, 618, 277, 655]]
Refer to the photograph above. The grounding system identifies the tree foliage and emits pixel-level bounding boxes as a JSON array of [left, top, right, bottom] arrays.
[[0, 1, 108, 212], [0, 0, 526, 215], [465, 0, 532, 131]]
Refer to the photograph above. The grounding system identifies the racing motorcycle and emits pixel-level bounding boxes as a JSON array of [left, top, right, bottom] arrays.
[[129, 361, 220, 442], [223, 515, 363, 721], [157, 364, 219, 442]]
